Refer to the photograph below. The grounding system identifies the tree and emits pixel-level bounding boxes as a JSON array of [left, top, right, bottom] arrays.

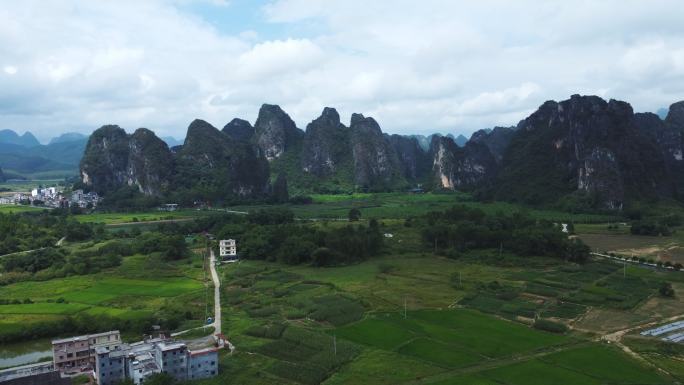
[[348, 208, 361, 222], [272, 173, 289, 203], [277, 237, 316, 265], [311, 247, 337, 267], [566, 238, 590, 263], [659, 282, 675, 298]]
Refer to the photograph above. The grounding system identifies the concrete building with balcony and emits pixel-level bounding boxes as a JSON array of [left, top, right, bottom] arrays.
[[52, 331, 121, 371], [93, 337, 218, 384], [94, 346, 128, 385], [155, 341, 188, 382], [187, 348, 219, 380], [219, 239, 238, 262]]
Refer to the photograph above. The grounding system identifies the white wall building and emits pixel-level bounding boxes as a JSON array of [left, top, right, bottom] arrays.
[[219, 239, 237, 262]]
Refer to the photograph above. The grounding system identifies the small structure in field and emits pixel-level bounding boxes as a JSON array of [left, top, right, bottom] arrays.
[[159, 203, 179, 211], [219, 239, 238, 263]]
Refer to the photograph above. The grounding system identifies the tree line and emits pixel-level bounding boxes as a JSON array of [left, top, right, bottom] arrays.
[[416, 205, 590, 262]]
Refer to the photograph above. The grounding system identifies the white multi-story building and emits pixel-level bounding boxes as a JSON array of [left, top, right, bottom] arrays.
[[219, 239, 238, 262]]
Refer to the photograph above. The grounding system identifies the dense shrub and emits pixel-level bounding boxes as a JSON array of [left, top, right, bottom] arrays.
[[245, 323, 286, 339], [533, 319, 568, 334], [419, 205, 590, 262], [630, 221, 672, 236]]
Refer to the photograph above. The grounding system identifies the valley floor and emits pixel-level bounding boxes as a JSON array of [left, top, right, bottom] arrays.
[[2, 193, 684, 384]]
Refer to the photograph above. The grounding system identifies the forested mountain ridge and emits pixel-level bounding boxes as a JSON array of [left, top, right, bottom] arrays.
[[77, 96, 684, 209]]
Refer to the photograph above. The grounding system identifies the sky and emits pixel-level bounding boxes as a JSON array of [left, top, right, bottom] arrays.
[[1, 0, 683, 143]]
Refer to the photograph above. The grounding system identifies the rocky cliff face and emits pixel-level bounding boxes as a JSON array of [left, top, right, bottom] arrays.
[[80, 126, 174, 196], [80, 125, 135, 194], [176, 119, 270, 197], [254, 104, 303, 160], [80, 96, 684, 208], [223, 118, 254, 142], [300, 107, 351, 177], [81, 121, 269, 199], [469, 126, 516, 163], [430, 135, 496, 189], [349, 113, 405, 190], [493, 95, 673, 208], [388, 134, 431, 182], [636, 101, 684, 198], [127, 128, 175, 195]]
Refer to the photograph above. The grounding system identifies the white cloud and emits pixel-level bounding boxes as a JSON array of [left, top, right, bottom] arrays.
[[1, 0, 684, 142], [235, 38, 324, 79]]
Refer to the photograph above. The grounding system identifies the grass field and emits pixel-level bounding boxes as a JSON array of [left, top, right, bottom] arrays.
[[0, 179, 63, 193], [74, 209, 210, 224], [576, 222, 684, 264], [0, 204, 49, 214], [3, 193, 683, 383], [336, 309, 569, 361], [0, 252, 209, 342], [3, 225, 681, 384], [202, 249, 682, 385], [230, 192, 620, 222]]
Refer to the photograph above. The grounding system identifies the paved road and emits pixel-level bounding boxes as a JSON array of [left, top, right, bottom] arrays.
[[209, 248, 221, 335], [591, 252, 680, 271], [0, 236, 66, 259], [171, 247, 222, 338]]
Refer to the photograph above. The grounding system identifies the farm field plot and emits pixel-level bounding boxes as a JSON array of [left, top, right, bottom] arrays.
[[335, 309, 569, 363], [0, 204, 47, 214], [324, 349, 447, 385], [75, 209, 207, 224], [0, 255, 206, 343], [0, 303, 90, 315], [0, 275, 203, 301], [201, 247, 684, 385], [0, 179, 63, 193], [230, 192, 619, 222], [424, 345, 668, 385]]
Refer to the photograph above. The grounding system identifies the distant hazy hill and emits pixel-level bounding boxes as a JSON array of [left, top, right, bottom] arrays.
[[0, 129, 40, 147], [0, 129, 87, 177], [161, 136, 183, 147], [49, 132, 87, 144], [448, 134, 468, 147]]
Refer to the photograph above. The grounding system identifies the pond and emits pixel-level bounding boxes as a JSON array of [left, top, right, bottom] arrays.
[[0, 338, 52, 369]]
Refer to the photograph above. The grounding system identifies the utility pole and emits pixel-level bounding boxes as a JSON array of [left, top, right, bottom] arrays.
[[404, 297, 407, 319], [333, 334, 337, 357]]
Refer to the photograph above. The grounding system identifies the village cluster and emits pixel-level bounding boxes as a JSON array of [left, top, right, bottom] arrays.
[[0, 330, 223, 384], [0, 187, 100, 209]]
